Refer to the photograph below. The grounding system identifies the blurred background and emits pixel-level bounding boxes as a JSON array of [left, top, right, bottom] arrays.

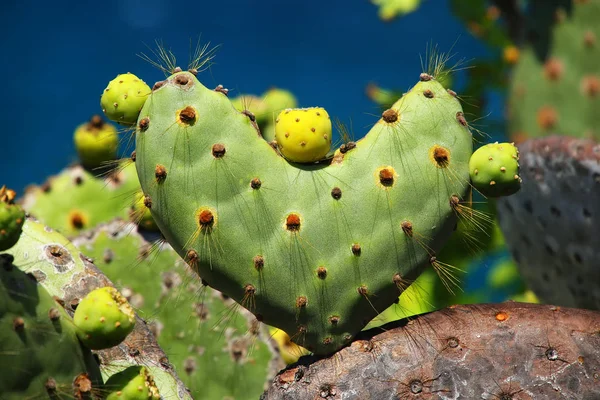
[[2, 0, 496, 193]]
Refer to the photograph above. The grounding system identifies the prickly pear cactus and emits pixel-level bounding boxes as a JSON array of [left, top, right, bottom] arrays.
[[0, 253, 103, 399], [4, 218, 192, 399], [497, 136, 600, 310], [21, 161, 140, 236], [134, 69, 473, 354], [73, 220, 284, 399], [0, 186, 25, 251], [265, 302, 600, 399], [509, 0, 600, 141]]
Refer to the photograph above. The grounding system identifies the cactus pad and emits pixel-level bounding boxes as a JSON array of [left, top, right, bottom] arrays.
[[274, 107, 332, 162], [104, 366, 160, 400], [469, 142, 522, 197], [0, 186, 25, 251], [73, 220, 283, 399], [5, 218, 192, 399], [74, 115, 119, 171], [73, 286, 136, 350], [509, 0, 600, 141], [497, 136, 600, 309], [134, 69, 473, 354], [101, 73, 151, 126], [265, 302, 600, 399], [22, 161, 140, 236], [0, 255, 102, 399]]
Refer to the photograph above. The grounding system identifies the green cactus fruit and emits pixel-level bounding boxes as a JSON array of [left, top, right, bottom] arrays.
[[74, 115, 119, 171], [22, 161, 140, 236], [509, 0, 600, 142], [262, 88, 298, 118], [0, 186, 25, 251], [134, 70, 473, 354], [0, 254, 102, 399], [4, 218, 192, 399], [73, 221, 283, 399], [73, 286, 135, 350], [230, 94, 269, 125], [101, 73, 151, 126], [129, 190, 159, 231], [274, 107, 332, 162], [104, 366, 160, 400], [469, 142, 522, 197]]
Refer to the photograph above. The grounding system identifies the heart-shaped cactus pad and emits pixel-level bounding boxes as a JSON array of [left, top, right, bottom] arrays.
[[135, 71, 472, 354]]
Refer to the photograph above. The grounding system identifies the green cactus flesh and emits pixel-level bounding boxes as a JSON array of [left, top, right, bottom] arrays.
[[104, 366, 160, 400], [22, 161, 141, 236], [4, 218, 192, 399], [73, 286, 136, 350], [73, 221, 282, 399], [0, 254, 102, 399], [509, 0, 600, 141], [101, 73, 151, 126], [469, 142, 521, 197], [0, 187, 25, 251], [134, 71, 473, 354], [74, 115, 119, 171]]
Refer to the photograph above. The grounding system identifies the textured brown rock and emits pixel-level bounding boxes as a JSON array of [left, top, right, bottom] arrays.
[[263, 302, 600, 399]]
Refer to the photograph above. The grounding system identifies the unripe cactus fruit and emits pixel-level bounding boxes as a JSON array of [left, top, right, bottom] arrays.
[[73, 286, 135, 350], [262, 88, 298, 116], [0, 186, 25, 251], [469, 142, 521, 197], [73, 115, 119, 170], [104, 366, 160, 400], [129, 190, 159, 231], [101, 73, 151, 126], [274, 107, 332, 162]]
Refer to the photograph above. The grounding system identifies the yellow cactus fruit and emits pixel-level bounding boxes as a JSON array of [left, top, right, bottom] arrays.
[[274, 107, 332, 163]]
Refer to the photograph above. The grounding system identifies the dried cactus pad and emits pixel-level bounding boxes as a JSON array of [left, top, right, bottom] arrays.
[[135, 71, 473, 354], [264, 302, 600, 399], [497, 136, 600, 310]]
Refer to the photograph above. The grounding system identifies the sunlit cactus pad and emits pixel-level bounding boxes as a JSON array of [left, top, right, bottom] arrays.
[[135, 70, 473, 354]]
